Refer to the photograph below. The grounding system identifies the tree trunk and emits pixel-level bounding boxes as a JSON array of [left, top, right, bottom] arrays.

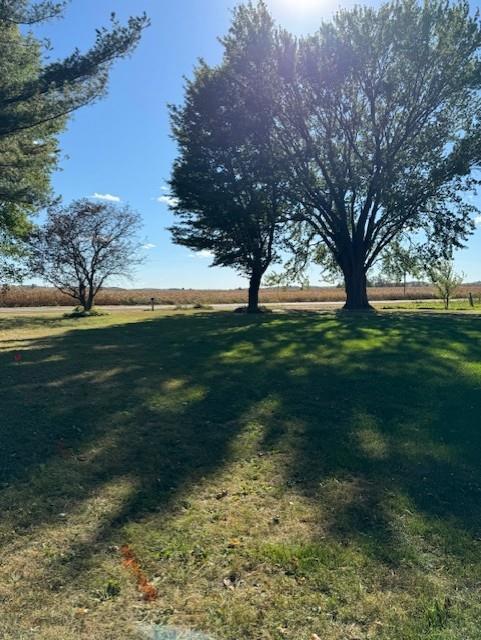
[[78, 282, 87, 310], [343, 263, 371, 310], [247, 269, 262, 313], [84, 286, 95, 311], [78, 282, 94, 311]]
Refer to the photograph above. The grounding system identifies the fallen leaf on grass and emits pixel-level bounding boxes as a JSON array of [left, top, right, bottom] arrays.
[[223, 577, 235, 590], [227, 538, 241, 548]]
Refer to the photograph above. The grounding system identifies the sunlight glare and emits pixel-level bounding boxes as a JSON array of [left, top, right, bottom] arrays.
[[277, 0, 321, 12], [272, 0, 330, 26]]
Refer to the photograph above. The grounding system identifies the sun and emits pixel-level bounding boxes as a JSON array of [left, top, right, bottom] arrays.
[[278, 0, 321, 9], [274, 0, 325, 18]]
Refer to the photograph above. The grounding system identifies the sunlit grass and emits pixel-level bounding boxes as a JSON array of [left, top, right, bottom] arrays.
[[1, 309, 480, 639], [382, 299, 481, 311]]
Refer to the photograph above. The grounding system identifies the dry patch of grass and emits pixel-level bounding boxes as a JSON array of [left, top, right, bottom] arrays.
[[1, 310, 481, 639]]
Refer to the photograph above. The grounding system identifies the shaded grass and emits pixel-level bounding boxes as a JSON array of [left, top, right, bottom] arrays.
[[0, 309, 481, 639]]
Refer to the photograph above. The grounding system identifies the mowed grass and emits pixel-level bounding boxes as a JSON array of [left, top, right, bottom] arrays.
[[381, 299, 481, 312], [1, 309, 480, 640]]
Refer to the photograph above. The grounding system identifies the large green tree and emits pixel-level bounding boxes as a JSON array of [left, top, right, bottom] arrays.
[[0, 0, 148, 279], [276, 0, 481, 309], [169, 2, 288, 313]]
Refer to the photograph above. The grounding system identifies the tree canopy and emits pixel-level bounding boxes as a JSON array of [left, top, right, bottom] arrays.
[[169, 2, 289, 312], [0, 0, 148, 280], [166, 0, 481, 308], [0, 2, 148, 141], [28, 199, 143, 311], [274, 0, 481, 308]]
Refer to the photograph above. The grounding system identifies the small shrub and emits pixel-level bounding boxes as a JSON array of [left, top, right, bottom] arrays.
[[234, 305, 272, 314], [63, 307, 106, 318], [424, 597, 452, 629], [94, 578, 121, 601]]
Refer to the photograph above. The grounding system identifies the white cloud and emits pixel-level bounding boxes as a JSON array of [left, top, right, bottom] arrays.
[[475, 215, 481, 227], [141, 243, 156, 250], [189, 249, 214, 259], [91, 192, 121, 202], [157, 194, 178, 207]]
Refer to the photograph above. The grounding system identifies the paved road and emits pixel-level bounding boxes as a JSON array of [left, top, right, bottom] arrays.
[[0, 300, 422, 313]]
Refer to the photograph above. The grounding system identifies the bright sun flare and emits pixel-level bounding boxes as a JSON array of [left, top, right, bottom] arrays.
[[274, 0, 327, 20], [279, 0, 320, 9]]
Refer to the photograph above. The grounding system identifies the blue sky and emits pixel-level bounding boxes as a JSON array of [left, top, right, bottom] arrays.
[[32, 0, 481, 289]]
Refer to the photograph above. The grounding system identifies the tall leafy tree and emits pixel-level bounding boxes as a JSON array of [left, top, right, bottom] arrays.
[[276, 0, 481, 309], [0, 0, 148, 278], [169, 1, 288, 312], [0, 4, 61, 273]]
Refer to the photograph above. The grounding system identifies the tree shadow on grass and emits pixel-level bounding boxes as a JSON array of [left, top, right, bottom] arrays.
[[0, 314, 75, 331], [1, 310, 480, 576], [259, 311, 481, 564]]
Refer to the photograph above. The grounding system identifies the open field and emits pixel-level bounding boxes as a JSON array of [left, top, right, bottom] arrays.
[[1, 309, 481, 639], [3, 284, 481, 307]]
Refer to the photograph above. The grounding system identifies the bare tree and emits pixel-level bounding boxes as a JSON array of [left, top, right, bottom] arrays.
[[29, 199, 142, 311]]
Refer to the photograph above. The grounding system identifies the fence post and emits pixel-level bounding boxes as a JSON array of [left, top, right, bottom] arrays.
[[150, 297, 155, 312]]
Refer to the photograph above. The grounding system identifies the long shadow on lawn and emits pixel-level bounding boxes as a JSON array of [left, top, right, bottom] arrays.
[[263, 311, 481, 564], [1, 311, 480, 571]]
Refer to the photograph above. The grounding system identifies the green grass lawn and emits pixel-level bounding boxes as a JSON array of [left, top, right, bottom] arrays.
[[381, 299, 481, 312], [1, 309, 480, 640]]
